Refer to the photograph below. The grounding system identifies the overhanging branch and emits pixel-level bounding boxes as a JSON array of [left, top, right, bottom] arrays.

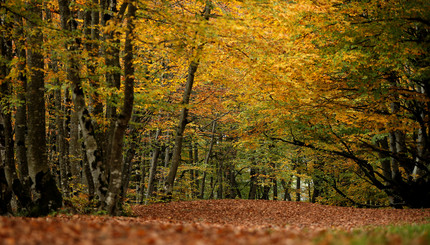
[[264, 132, 388, 190]]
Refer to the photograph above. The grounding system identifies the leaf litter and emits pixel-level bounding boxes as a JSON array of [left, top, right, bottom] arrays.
[[1, 200, 429, 244]]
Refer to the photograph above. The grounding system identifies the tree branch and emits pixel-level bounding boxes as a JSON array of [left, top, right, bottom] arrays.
[[263, 132, 388, 190]]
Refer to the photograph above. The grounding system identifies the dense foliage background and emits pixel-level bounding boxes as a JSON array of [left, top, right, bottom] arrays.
[[0, 0, 429, 216]]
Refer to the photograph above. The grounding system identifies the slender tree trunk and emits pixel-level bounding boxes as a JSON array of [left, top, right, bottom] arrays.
[[53, 57, 70, 197], [0, 112, 15, 213], [413, 84, 427, 179], [138, 151, 149, 204], [15, 63, 28, 184], [68, 90, 82, 184], [200, 172, 207, 199], [163, 131, 171, 168], [0, 165, 12, 214], [103, 1, 128, 172], [84, 0, 105, 174], [388, 77, 404, 208], [248, 167, 258, 200], [27, 0, 62, 216], [281, 179, 292, 201], [310, 175, 323, 203], [0, 35, 16, 200], [216, 160, 223, 199], [188, 141, 195, 197], [199, 121, 216, 199], [261, 169, 270, 200], [58, 0, 108, 206], [209, 176, 215, 199], [82, 149, 95, 199], [164, 3, 212, 200], [13, 15, 29, 191], [0, 0, 11, 215], [192, 141, 200, 197], [296, 176, 301, 201], [105, 0, 136, 215], [164, 60, 200, 198], [272, 178, 278, 200], [146, 130, 162, 204], [226, 164, 241, 199], [9, 18, 32, 210], [121, 128, 138, 200]]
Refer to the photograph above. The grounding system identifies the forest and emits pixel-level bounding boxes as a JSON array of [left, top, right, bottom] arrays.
[[0, 0, 429, 217]]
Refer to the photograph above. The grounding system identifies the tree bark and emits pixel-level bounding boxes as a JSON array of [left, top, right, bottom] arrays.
[[226, 164, 241, 199], [69, 100, 83, 181], [164, 2, 212, 200], [248, 165, 258, 199], [281, 179, 292, 201], [164, 60, 200, 198], [105, 0, 136, 215], [58, 0, 108, 206], [138, 149, 150, 204], [190, 141, 200, 198], [26, 0, 62, 216], [121, 128, 138, 200], [52, 56, 70, 197], [199, 121, 216, 199], [216, 160, 224, 199], [0, 32, 16, 201], [146, 130, 162, 204], [413, 84, 428, 180], [13, 15, 30, 192], [296, 176, 301, 201]]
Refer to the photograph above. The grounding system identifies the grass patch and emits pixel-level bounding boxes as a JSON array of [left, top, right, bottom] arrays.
[[314, 223, 430, 245]]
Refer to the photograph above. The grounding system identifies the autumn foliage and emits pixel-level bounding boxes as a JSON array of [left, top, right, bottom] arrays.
[[0, 0, 429, 217]]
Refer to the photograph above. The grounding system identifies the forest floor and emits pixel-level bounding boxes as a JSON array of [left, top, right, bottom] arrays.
[[1, 199, 430, 244]]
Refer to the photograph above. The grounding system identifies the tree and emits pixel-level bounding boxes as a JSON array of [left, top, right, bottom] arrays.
[[105, 0, 136, 214], [163, 0, 213, 199], [26, 0, 62, 216], [252, 0, 430, 208]]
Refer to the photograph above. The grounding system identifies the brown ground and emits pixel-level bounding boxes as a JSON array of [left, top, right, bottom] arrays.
[[1, 200, 429, 245]]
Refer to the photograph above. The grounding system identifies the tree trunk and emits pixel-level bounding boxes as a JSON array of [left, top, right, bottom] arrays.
[[105, 0, 136, 215], [69, 102, 83, 185], [216, 161, 223, 199], [14, 17, 30, 191], [146, 130, 162, 204], [164, 60, 199, 198], [58, 0, 108, 206], [388, 78, 404, 208], [311, 176, 322, 203], [192, 141, 200, 198], [164, 141, 171, 168], [226, 164, 241, 199], [0, 166, 12, 215], [27, 0, 62, 216], [53, 57, 70, 197], [188, 141, 195, 197], [8, 18, 32, 211], [164, 2, 212, 200], [0, 34, 17, 205], [281, 179, 292, 201], [272, 178, 278, 200], [296, 176, 301, 201], [121, 128, 138, 201], [138, 151, 149, 204], [82, 149, 95, 199], [413, 84, 427, 179], [199, 121, 216, 199], [248, 167, 258, 200]]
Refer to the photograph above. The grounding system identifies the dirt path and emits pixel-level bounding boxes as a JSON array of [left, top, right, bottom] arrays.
[[133, 199, 430, 230], [1, 200, 429, 244]]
